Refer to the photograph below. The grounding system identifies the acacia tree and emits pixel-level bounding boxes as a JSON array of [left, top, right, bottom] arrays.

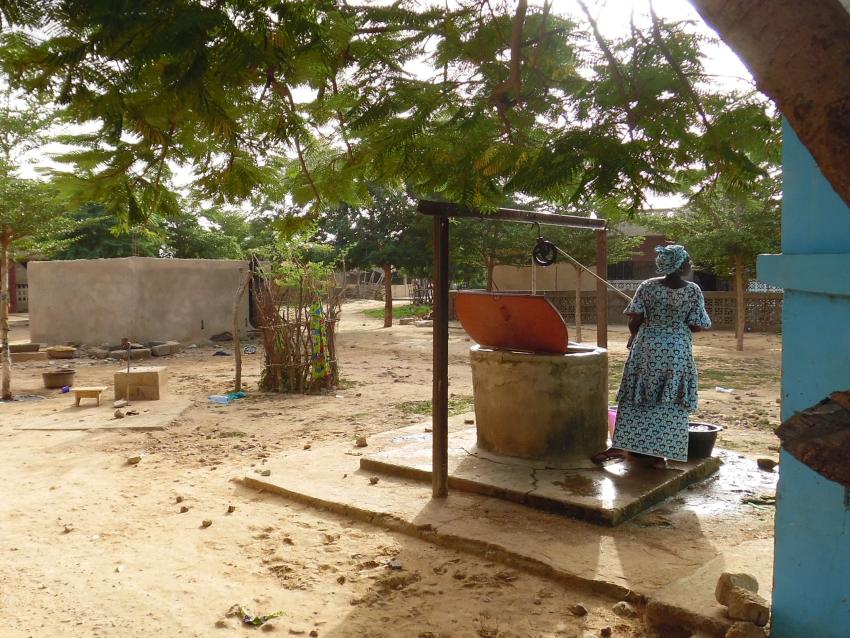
[[0, 177, 62, 399], [0, 2, 773, 221], [643, 174, 781, 351], [319, 189, 429, 327]]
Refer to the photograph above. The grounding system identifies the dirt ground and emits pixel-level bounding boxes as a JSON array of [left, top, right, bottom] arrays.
[[0, 301, 781, 637]]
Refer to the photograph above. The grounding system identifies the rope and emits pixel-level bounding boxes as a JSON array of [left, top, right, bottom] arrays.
[[531, 253, 537, 295], [552, 246, 633, 302]]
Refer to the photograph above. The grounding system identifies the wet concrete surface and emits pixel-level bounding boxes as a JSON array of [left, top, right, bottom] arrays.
[[360, 426, 723, 526]]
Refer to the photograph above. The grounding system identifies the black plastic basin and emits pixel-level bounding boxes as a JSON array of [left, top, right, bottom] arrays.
[[688, 422, 722, 458]]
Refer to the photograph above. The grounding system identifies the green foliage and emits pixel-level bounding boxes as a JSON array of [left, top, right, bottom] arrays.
[[363, 304, 431, 320], [161, 210, 244, 260], [639, 110, 781, 285], [0, 1, 777, 220], [54, 203, 161, 259], [0, 175, 65, 256], [317, 187, 430, 275], [642, 173, 781, 284]]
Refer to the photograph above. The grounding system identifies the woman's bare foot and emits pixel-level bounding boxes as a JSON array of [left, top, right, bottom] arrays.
[[591, 448, 625, 465]]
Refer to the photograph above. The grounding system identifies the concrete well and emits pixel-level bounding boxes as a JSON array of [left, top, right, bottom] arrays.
[[470, 344, 608, 460]]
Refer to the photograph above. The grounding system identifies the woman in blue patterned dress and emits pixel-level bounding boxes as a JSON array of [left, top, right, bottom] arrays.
[[593, 245, 711, 467]]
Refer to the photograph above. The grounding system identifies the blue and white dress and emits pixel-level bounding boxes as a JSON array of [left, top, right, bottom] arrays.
[[612, 279, 711, 461]]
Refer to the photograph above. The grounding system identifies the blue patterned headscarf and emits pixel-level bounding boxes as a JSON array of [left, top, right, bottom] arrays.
[[655, 245, 689, 275]]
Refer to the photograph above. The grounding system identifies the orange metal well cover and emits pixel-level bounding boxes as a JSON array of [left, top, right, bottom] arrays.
[[455, 291, 569, 354]]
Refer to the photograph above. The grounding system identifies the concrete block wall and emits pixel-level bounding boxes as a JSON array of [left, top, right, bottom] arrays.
[[28, 257, 250, 345]]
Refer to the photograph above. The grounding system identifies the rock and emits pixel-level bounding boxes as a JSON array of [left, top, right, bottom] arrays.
[[414, 320, 433, 328], [337, 575, 346, 584], [399, 317, 417, 325], [369, 476, 379, 485], [309, 631, 318, 637], [260, 469, 271, 477], [214, 619, 230, 629], [201, 519, 213, 528], [463, 418, 474, 424], [90, 348, 111, 360], [261, 622, 277, 633], [150, 341, 183, 356], [180, 505, 189, 513], [725, 588, 770, 626], [756, 458, 777, 471], [303, 444, 311, 450], [716, 573, 760, 605], [175, 495, 184, 503], [568, 603, 588, 616], [227, 505, 236, 514], [726, 622, 767, 638], [113, 399, 129, 408], [62, 524, 74, 534], [110, 347, 152, 360], [210, 332, 233, 342], [114, 410, 126, 419], [114, 564, 125, 573], [355, 436, 368, 448], [612, 600, 638, 618], [600, 628, 612, 638], [126, 455, 141, 465]]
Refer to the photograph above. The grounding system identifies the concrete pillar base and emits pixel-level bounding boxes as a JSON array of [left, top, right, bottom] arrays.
[[470, 344, 608, 460]]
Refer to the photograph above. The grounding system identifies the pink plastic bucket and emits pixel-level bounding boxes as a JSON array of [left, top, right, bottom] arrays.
[[607, 407, 618, 435]]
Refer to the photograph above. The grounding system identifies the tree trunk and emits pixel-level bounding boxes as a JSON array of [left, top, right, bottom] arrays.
[[574, 267, 582, 343], [382, 264, 393, 328], [1, 230, 12, 401], [690, 0, 850, 210], [232, 270, 250, 392], [486, 258, 495, 292], [734, 255, 746, 352]]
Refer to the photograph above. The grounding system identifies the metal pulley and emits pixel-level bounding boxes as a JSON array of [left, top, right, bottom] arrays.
[[532, 236, 557, 266]]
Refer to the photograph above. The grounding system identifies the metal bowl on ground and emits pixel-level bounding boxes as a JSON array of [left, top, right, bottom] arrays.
[[42, 368, 76, 389], [688, 422, 723, 458]]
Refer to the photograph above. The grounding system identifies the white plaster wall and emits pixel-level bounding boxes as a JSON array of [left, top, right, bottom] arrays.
[[29, 257, 250, 345]]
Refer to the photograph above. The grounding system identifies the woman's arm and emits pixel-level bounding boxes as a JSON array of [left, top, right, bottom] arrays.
[[626, 313, 644, 348]]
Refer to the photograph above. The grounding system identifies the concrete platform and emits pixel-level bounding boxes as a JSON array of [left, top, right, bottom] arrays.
[[242, 416, 773, 622], [361, 426, 720, 526]]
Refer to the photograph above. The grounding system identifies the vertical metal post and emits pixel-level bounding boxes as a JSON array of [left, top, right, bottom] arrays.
[[432, 213, 450, 498], [595, 229, 608, 349]]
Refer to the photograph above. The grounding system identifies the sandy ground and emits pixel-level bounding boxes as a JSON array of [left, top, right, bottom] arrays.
[[0, 302, 781, 637]]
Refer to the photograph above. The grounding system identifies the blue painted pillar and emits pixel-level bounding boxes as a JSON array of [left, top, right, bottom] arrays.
[[758, 122, 850, 637]]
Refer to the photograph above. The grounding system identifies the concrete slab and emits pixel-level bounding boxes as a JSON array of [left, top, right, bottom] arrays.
[[11, 351, 48, 363], [243, 417, 768, 613], [645, 539, 774, 637], [12, 396, 190, 431], [361, 425, 720, 526]]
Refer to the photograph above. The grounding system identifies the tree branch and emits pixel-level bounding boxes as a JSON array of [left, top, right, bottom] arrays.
[[577, 0, 636, 137], [270, 77, 322, 207], [649, 1, 711, 131], [490, 0, 528, 110]]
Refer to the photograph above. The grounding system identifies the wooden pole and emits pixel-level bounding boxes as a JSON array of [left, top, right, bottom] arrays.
[[595, 229, 608, 349], [432, 213, 450, 498], [233, 270, 250, 392], [0, 231, 11, 401], [418, 200, 607, 229]]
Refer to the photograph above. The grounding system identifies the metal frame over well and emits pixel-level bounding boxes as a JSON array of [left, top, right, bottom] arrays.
[[417, 200, 610, 498]]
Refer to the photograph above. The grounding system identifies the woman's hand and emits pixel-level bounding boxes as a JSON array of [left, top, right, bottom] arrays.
[[627, 334, 636, 349]]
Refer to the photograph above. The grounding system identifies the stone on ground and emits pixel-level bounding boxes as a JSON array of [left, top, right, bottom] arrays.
[[725, 588, 770, 626], [725, 621, 767, 638], [715, 573, 759, 604]]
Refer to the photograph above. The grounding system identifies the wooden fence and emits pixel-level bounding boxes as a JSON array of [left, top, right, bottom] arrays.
[[449, 290, 783, 333]]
